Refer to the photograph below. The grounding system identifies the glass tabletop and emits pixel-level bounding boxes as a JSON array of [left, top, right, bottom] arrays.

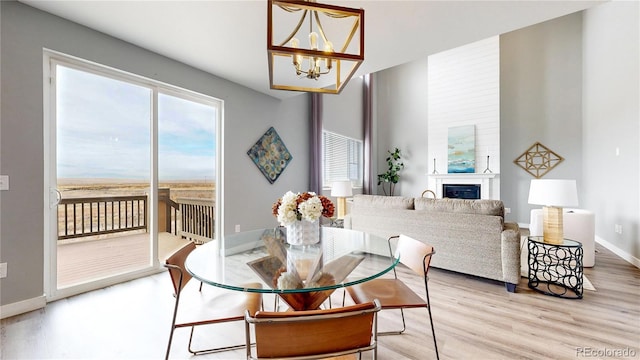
[[185, 227, 399, 296], [528, 236, 582, 247]]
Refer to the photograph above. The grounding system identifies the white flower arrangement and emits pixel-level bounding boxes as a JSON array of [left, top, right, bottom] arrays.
[[272, 191, 335, 227]]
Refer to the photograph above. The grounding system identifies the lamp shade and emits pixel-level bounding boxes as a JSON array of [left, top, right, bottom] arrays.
[[331, 180, 353, 197], [528, 179, 579, 207]]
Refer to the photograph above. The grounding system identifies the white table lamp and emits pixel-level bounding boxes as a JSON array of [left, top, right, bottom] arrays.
[[528, 179, 579, 244], [331, 180, 353, 219]]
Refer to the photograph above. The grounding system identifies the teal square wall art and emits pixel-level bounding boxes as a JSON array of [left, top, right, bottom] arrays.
[[247, 127, 292, 184], [448, 125, 475, 173]]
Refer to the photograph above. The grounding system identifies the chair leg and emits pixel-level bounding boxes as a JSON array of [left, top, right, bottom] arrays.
[[165, 325, 176, 360], [166, 291, 182, 360], [398, 308, 407, 334], [424, 279, 440, 360], [187, 325, 247, 355], [378, 308, 407, 336], [427, 305, 440, 360]]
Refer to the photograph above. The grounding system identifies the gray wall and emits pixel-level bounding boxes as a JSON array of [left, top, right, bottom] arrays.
[[0, 2, 308, 307], [375, 59, 429, 197], [226, 94, 309, 233], [321, 76, 365, 199], [500, 13, 584, 224], [323, 76, 364, 141], [582, 1, 639, 261]]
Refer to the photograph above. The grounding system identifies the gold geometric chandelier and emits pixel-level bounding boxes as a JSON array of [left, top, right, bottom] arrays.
[[267, 0, 364, 94]]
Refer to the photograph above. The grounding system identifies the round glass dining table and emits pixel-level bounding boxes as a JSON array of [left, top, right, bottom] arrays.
[[185, 227, 399, 310]]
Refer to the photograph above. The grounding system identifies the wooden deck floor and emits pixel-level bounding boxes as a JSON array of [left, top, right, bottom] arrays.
[[57, 232, 191, 288]]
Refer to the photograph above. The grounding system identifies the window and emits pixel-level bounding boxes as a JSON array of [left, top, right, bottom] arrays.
[[322, 130, 363, 188]]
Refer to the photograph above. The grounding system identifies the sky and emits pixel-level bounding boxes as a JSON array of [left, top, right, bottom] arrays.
[[56, 65, 217, 181]]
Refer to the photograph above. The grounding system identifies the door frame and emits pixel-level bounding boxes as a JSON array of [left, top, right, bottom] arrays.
[[43, 49, 223, 301], [43, 50, 162, 301]]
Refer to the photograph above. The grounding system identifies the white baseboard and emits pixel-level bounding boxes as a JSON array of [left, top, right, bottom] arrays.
[[596, 235, 640, 269], [0, 295, 46, 320], [520, 229, 639, 269]]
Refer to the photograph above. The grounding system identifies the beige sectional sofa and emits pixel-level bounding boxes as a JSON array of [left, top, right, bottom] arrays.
[[344, 195, 521, 292]]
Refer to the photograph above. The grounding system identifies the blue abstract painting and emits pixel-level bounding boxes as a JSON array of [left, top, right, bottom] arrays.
[[247, 127, 292, 184], [448, 125, 475, 173]]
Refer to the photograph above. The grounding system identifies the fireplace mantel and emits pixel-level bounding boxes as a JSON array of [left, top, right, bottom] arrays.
[[426, 173, 500, 200]]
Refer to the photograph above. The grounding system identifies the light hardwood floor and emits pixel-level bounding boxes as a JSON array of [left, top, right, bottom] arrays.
[[1, 242, 639, 360]]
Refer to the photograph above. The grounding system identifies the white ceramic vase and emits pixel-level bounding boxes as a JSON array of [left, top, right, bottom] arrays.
[[286, 219, 320, 245]]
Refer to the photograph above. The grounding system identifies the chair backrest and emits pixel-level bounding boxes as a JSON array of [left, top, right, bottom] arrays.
[[246, 300, 380, 359], [165, 242, 197, 294], [395, 234, 435, 277]]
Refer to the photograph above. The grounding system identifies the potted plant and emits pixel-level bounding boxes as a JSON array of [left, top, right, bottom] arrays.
[[377, 148, 404, 196]]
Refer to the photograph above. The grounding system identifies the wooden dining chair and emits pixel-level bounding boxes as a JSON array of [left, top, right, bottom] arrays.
[[244, 299, 381, 360], [345, 234, 440, 359], [164, 241, 263, 360]]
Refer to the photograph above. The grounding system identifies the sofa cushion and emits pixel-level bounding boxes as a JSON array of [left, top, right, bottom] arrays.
[[352, 194, 414, 210], [414, 198, 504, 217]]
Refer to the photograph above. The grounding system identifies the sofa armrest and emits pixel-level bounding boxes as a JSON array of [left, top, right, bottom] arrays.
[[501, 222, 521, 286]]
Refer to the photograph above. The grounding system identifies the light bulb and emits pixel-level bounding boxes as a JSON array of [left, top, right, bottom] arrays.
[[290, 38, 300, 67], [309, 32, 318, 50], [324, 41, 333, 52], [324, 41, 333, 69]]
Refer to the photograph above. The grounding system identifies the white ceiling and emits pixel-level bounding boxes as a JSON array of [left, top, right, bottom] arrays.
[[20, 0, 603, 99]]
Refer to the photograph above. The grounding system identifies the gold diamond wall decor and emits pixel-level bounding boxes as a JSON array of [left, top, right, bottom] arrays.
[[514, 142, 564, 178]]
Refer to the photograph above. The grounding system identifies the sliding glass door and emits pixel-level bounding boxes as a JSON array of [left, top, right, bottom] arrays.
[[44, 51, 221, 301], [157, 91, 217, 250]]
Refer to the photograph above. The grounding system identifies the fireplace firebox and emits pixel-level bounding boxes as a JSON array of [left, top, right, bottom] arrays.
[[443, 184, 481, 199]]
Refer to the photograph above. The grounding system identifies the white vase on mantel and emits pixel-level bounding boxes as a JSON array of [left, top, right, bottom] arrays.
[[286, 219, 320, 246]]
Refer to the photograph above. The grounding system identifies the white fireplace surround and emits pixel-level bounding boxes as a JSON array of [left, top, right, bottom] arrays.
[[427, 173, 499, 200]]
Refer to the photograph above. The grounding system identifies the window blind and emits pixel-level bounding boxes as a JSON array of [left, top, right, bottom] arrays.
[[322, 131, 363, 187]]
